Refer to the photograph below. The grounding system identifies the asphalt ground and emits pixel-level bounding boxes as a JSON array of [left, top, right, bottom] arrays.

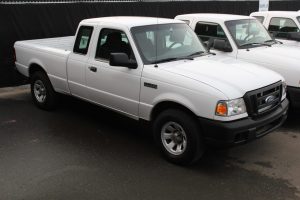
[[0, 85, 300, 200]]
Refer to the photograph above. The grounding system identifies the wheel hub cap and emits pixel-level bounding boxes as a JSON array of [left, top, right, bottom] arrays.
[[161, 122, 187, 156], [33, 80, 47, 103]]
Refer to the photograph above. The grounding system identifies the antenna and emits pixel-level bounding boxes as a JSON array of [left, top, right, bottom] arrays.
[[154, 1, 159, 67]]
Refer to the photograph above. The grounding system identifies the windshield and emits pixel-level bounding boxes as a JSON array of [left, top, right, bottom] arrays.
[[225, 19, 273, 48], [131, 23, 206, 64], [298, 17, 300, 24]]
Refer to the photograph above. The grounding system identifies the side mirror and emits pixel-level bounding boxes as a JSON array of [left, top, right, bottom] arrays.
[[109, 53, 137, 69], [213, 39, 233, 52], [287, 32, 300, 42]]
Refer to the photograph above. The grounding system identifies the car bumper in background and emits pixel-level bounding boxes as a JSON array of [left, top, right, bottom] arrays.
[[288, 86, 300, 108]]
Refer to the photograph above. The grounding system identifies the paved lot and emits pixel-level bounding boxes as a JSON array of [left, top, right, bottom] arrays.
[[0, 85, 300, 200]]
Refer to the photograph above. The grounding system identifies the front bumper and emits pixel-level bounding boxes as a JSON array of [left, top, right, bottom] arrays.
[[199, 98, 289, 146], [287, 86, 300, 108]]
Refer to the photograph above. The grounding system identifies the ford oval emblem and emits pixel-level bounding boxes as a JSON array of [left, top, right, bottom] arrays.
[[265, 95, 276, 103]]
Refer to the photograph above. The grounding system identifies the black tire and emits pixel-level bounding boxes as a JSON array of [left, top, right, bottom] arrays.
[[153, 109, 204, 165], [30, 71, 58, 110]]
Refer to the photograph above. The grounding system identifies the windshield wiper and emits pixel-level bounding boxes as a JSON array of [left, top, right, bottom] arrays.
[[152, 51, 207, 64], [265, 39, 283, 44], [153, 57, 179, 64], [267, 39, 283, 44], [264, 39, 275, 43], [264, 39, 278, 45], [187, 50, 216, 57], [187, 51, 205, 57], [240, 42, 271, 48], [153, 56, 193, 64]]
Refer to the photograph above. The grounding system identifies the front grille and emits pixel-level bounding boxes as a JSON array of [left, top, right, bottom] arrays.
[[244, 81, 282, 118]]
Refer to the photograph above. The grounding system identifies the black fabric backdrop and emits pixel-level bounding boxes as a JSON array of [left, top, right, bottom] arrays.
[[1, 1, 300, 87]]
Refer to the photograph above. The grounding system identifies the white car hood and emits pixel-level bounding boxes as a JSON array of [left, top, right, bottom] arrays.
[[279, 39, 300, 48], [241, 44, 300, 60], [159, 55, 282, 99], [237, 44, 300, 87]]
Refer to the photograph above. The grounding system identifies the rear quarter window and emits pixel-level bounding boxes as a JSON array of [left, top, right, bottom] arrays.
[[73, 26, 94, 55]]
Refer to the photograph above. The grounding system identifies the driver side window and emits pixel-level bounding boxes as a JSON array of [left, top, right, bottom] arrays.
[[95, 28, 135, 61], [269, 17, 300, 39], [194, 22, 229, 49], [195, 22, 227, 42]]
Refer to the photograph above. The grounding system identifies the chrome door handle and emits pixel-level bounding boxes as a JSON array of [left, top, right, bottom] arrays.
[[88, 66, 97, 72]]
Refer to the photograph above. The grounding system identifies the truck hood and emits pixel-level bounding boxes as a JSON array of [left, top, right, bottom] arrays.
[[242, 44, 300, 60], [280, 39, 300, 48], [159, 55, 282, 99], [237, 44, 300, 87]]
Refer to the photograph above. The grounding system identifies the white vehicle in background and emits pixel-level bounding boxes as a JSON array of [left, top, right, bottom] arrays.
[[175, 13, 300, 108], [250, 11, 300, 47], [14, 17, 288, 165]]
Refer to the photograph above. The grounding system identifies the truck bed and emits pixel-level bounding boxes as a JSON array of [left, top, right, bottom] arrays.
[[14, 36, 75, 94], [16, 36, 74, 52]]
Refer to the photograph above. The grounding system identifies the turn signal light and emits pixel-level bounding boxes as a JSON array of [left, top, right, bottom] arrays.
[[216, 102, 227, 116]]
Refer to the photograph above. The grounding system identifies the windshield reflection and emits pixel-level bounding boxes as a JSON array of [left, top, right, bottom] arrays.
[[225, 19, 274, 48], [131, 23, 207, 64]]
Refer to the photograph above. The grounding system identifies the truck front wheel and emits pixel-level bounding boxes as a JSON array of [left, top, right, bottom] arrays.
[[153, 109, 204, 165], [31, 71, 58, 110]]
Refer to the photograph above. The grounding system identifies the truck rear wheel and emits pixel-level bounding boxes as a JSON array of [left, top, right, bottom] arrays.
[[153, 109, 204, 165], [31, 71, 58, 110]]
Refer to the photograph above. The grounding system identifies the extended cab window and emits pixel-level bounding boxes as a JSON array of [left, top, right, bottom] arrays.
[[253, 16, 265, 23], [73, 26, 93, 54], [269, 17, 300, 39], [95, 29, 135, 61]]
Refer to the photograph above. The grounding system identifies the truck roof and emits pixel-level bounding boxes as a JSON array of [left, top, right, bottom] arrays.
[[251, 11, 300, 17], [81, 16, 184, 28], [176, 13, 254, 23]]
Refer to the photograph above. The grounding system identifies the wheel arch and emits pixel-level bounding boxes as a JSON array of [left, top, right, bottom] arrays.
[[150, 100, 198, 122], [28, 61, 47, 78], [28, 62, 56, 92]]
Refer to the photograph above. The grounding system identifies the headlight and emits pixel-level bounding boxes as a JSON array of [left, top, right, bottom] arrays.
[[215, 98, 247, 117], [282, 81, 287, 97]]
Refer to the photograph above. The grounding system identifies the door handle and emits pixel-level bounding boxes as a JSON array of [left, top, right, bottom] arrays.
[[88, 66, 97, 72]]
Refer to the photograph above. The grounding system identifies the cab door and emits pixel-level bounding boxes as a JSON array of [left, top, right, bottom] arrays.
[[85, 27, 142, 118]]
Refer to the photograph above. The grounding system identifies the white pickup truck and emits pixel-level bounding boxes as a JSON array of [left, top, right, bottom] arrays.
[[250, 11, 300, 47], [14, 17, 288, 165], [176, 13, 300, 108]]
